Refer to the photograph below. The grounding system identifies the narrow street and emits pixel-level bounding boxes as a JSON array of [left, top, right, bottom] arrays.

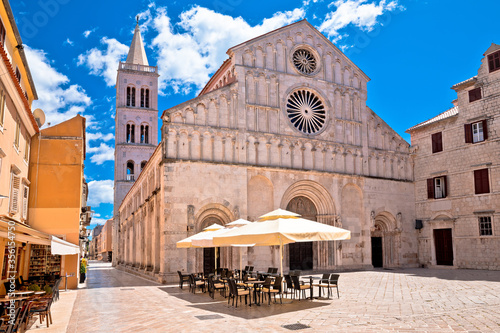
[[39, 261, 500, 332]]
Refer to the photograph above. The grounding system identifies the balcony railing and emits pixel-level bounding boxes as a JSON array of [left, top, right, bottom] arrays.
[[119, 62, 158, 73], [126, 175, 135, 181]]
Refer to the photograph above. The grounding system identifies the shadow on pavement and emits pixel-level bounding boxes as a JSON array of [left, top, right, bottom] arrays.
[[160, 286, 330, 319]]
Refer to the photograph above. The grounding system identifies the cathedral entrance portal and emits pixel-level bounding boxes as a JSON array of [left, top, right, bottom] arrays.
[[286, 196, 317, 271]]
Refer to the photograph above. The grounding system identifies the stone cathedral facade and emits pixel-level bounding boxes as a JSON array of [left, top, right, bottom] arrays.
[[115, 20, 420, 283]]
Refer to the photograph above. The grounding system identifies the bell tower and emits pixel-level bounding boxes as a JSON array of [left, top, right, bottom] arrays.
[[113, 19, 159, 242]]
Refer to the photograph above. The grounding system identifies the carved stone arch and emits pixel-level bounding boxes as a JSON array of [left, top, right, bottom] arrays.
[[371, 211, 401, 268], [280, 180, 336, 219], [194, 202, 235, 232]]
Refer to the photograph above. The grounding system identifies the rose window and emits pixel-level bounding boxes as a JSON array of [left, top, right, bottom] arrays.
[[286, 89, 326, 134], [293, 49, 317, 75]]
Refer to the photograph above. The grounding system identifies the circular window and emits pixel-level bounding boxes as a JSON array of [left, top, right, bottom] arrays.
[[286, 89, 326, 134], [293, 49, 317, 75]]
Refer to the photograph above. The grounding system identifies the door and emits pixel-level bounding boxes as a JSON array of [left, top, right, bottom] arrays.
[[371, 237, 383, 268], [289, 242, 313, 270], [434, 228, 453, 266], [287, 196, 317, 271], [203, 247, 220, 275]]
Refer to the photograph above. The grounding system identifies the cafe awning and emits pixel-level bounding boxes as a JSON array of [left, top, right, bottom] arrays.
[[50, 236, 80, 255], [0, 215, 80, 255]]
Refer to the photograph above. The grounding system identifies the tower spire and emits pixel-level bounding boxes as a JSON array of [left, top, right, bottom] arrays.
[[125, 18, 149, 66]]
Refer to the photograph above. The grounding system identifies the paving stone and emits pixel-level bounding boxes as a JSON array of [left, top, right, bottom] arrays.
[[51, 261, 500, 332]]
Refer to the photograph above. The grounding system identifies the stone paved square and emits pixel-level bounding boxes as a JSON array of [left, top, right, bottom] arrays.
[[45, 262, 499, 332]]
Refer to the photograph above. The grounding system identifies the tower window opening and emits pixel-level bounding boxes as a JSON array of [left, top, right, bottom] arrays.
[[126, 162, 135, 181], [127, 124, 135, 143]]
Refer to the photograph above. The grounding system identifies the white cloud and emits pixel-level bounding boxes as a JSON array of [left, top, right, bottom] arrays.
[[319, 0, 401, 38], [87, 179, 114, 207], [87, 143, 114, 165], [151, 6, 305, 93], [87, 132, 114, 143], [64, 38, 74, 46], [83, 28, 97, 38], [24, 46, 92, 127], [77, 37, 129, 86]]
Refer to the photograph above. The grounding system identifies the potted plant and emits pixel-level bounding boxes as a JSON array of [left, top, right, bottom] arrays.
[[80, 261, 86, 283]]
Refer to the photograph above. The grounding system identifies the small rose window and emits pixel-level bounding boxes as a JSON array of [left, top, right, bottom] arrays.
[[293, 49, 317, 75]]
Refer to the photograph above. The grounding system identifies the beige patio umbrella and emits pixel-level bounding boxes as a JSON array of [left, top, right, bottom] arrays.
[[213, 209, 351, 280], [191, 219, 254, 277]]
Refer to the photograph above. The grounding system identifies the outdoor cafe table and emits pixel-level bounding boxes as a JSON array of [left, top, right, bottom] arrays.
[[10, 291, 34, 297], [244, 280, 266, 306], [301, 276, 325, 300]]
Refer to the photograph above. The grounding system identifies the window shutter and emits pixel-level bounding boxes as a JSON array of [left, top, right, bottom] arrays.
[[22, 186, 29, 220], [443, 176, 448, 198], [427, 178, 434, 199], [9, 174, 20, 213], [482, 120, 488, 140], [464, 124, 473, 143], [474, 169, 490, 194], [431, 132, 442, 153]]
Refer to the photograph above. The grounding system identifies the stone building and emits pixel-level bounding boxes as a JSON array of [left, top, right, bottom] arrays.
[[407, 44, 500, 270], [115, 20, 418, 283]]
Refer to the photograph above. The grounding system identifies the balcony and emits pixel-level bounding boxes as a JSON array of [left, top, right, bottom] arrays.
[[119, 62, 158, 74], [126, 175, 135, 181]]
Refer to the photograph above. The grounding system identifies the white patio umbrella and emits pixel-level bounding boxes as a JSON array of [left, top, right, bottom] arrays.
[[176, 223, 224, 248], [176, 223, 224, 272], [213, 209, 351, 281]]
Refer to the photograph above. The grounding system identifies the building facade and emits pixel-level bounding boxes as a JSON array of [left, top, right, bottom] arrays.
[[407, 44, 500, 270], [0, 0, 40, 294], [113, 22, 159, 266], [28, 115, 89, 289], [97, 219, 113, 262], [90, 224, 103, 260], [116, 20, 418, 283]]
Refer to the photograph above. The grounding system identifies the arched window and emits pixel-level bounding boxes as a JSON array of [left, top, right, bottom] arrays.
[[140, 124, 149, 144], [127, 86, 136, 107], [141, 161, 147, 171], [126, 124, 135, 143], [141, 88, 150, 108], [126, 161, 135, 181]]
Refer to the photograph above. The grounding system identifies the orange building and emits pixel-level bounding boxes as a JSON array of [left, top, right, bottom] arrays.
[[28, 115, 89, 289]]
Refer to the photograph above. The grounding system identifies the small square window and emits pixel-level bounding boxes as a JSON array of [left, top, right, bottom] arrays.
[[468, 87, 481, 102], [479, 216, 492, 236], [488, 51, 500, 73]]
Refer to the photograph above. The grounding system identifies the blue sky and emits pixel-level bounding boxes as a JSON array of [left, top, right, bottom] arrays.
[[11, 0, 500, 228]]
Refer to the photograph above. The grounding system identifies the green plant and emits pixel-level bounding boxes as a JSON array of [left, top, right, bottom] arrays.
[[28, 284, 41, 291], [80, 262, 86, 274], [43, 285, 52, 295]]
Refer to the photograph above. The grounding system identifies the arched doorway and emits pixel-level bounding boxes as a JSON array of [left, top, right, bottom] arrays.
[[201, 216, 222, 276], [371, 212, 400, 268], [286, 196, 317, 270]]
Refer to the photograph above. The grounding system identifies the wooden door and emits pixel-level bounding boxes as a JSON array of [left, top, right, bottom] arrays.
[[287, 196, 317, 271], [371, 237, 383, 268], [434, 228, 453, 266], [203, 247, 220, 275]]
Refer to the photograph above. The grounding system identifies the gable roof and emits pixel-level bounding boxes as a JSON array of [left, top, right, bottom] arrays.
[[227, 19, 370, 82], [406, 106, 459, 133]]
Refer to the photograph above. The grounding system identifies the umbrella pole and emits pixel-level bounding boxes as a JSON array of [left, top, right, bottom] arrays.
[[239, 248, 242, 280]]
